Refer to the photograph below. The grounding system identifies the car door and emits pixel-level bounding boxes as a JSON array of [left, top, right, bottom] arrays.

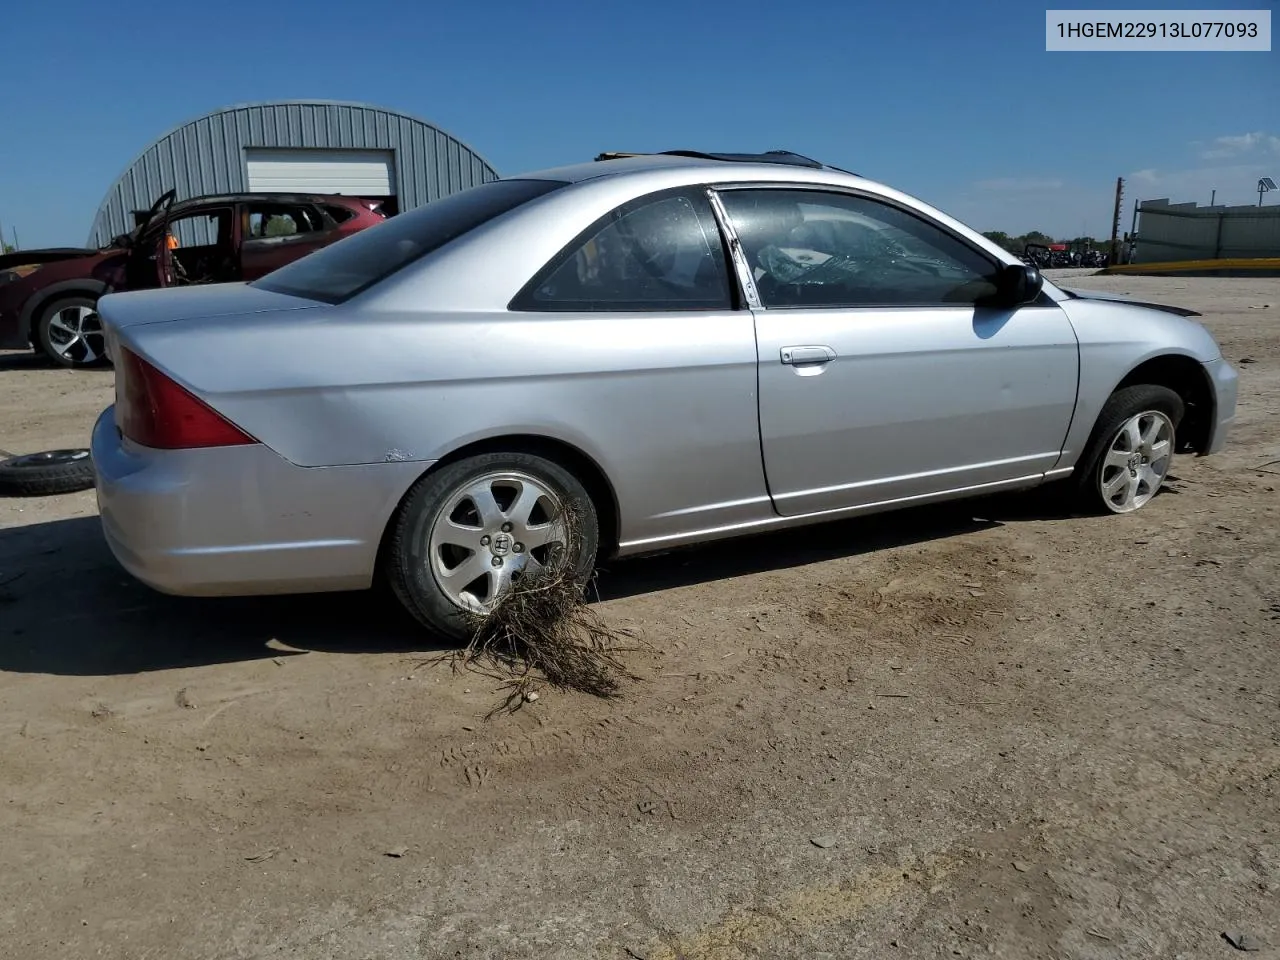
[[123, 190, 175, 290], [713, 187, 1080, 517]]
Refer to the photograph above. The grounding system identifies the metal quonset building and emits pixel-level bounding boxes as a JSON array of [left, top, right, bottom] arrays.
[[88, 100, 499, 247]]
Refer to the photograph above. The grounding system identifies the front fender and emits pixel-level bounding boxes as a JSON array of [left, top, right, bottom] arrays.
[[1056, 298, 1223, 465], [18, 278, 108, 342]]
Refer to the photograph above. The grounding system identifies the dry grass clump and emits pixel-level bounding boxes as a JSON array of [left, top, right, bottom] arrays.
[[441, 514, 639, 714]]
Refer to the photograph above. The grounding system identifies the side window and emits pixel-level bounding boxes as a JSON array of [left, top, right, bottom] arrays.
[[718, 189, 1000, 308], [164, 209, 232, 248], [512, 190, 732, 312], [246, 203, 322, 241]]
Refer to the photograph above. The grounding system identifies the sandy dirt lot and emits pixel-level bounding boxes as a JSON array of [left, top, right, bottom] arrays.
[[1, 275, 1277, 960]]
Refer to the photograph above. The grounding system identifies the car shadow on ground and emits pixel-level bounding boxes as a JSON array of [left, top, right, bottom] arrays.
[[0, 350, 52, 372], [0, 486, 1098, 678]]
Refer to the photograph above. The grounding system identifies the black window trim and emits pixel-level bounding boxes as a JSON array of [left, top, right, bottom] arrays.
[[709, 182, 1053, 311], [508, 185, 741, 314]]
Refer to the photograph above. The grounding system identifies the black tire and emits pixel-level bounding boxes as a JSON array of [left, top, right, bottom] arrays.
[[0, 449, 95, 497], [1072, 384, 1184, 514], [35, 295, 109, 369], [384, 452, 600, 641]]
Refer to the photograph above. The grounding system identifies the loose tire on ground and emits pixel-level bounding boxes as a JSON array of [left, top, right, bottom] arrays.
[[1073, 384, 1184, 514], [0, 449, 96, 497], [384, 452, 599, 641]]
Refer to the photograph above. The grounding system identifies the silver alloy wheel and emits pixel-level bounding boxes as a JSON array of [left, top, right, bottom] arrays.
[[427, 471, 568, 613], [46, 305, 104, 364], [1098, 409, 1174, 513]]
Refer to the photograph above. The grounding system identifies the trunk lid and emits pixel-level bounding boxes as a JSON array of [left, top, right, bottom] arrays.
[[97, 283, 322, 331]]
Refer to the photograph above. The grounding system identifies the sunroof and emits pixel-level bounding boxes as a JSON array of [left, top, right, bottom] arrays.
[[658, 149, 826, 169]]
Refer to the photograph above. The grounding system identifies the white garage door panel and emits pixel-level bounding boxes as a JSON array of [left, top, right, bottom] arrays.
[[245, 149, 395, 195]]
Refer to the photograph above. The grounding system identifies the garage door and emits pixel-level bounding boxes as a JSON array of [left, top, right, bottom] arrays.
[[245, 149, 395, 196]]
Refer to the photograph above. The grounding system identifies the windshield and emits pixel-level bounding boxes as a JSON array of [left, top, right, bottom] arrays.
[[252, 178, 568, 304]]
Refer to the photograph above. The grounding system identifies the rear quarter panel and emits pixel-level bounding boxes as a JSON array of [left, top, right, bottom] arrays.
[[1056, 298, 1223, 465], [117, 305, 768, 546]]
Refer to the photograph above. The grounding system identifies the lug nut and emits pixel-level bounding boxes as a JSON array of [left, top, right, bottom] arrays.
[[501, 522, 514, 533], [491, 556, 503, 567], [480, 535, 491, 546], [513, 543, 524, 553]]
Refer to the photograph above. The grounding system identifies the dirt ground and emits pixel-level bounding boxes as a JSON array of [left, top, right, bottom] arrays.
[[1, 274, 1277, 960]]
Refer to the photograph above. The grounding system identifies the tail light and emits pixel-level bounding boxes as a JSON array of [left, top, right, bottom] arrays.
[[116, 348, 256, 449]]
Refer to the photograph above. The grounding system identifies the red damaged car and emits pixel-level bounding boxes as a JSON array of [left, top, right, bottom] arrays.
[[0, 191, 385, 368]]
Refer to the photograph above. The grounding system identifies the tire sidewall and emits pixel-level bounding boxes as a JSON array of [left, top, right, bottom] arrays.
[[1077, 384, 1184, 514], [0, 449, 96, 497], [36, 295, 105, 369], [388, 452, 600, 639]]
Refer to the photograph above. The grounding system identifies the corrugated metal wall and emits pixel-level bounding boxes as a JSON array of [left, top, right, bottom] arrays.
[[1135, 199, 1280, 262], [88, 101, 499, 246]]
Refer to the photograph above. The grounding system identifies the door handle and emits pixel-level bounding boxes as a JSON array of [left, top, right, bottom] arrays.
[[780, 345, 836, 365]]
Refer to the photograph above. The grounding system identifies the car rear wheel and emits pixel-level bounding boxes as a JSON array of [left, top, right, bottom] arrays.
[[1074, 384, 1183, 514], [35, 296, 109, 368], [384, 452, 600, 641]]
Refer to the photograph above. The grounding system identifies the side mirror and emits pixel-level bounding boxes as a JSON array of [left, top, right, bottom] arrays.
[[995, 262, 1043, 306]]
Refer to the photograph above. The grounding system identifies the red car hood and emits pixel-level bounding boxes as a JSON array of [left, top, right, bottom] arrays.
[[0, 247, 103, 271]]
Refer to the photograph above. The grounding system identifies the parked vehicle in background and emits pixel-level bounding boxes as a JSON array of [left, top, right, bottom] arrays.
[[0, 192, 385, 368], [91, 150, 1237, 641]]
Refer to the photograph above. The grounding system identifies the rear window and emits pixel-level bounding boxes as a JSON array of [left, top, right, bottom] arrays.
[[322, 204, 356, 224], [253, 179, 567, 303]]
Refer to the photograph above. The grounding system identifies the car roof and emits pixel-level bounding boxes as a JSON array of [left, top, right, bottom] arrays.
[[513, 150, 862, 186], [167, 192, 366, 211]]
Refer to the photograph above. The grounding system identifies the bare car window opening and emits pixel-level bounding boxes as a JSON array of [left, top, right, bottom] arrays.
[[247, 204, 323, 239], [718, 189, 1001, 308], [513, 190, 732, 312], [253, 179, 568, 304]]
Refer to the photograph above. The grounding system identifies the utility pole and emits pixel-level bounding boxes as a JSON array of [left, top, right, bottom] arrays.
[[1109, 177, 1125, 266], [1210, 189, 1216, 206]]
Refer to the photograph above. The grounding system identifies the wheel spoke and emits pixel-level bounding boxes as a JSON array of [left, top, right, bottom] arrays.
[[1140, 416, 1164, 447], [439, 551, 490, 586], [48, 314, 77, 337], [507, 482, 545, 527], [1120, 476, 1139, 510], [1123, 419, 1142, 451], [1104, 447, 1132, 469], [1102, 471, 1129, 497], [1147, 438, 1171, 464], [489, 563, 515, 601], [430, 517, 482, 552], [521, 521, 563, 550], [465, 483, 503, 528]]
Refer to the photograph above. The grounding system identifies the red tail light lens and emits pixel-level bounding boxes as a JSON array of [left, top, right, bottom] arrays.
[[116, 348, 256, 449]]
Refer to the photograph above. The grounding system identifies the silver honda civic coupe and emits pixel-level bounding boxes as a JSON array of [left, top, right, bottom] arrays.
[[91, 150, 1238, 639]]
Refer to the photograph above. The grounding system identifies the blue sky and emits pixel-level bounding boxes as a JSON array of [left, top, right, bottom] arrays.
[[0, 0, 1275, 248]]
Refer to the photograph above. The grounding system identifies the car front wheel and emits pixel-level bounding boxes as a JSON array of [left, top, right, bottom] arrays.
[[384, 452, 600, 641], [1074, 384, 1183, 514]]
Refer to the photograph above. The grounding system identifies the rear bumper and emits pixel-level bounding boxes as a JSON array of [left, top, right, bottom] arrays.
[[1202, 358, 1238, 455], [91, 406, 428, 596]]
